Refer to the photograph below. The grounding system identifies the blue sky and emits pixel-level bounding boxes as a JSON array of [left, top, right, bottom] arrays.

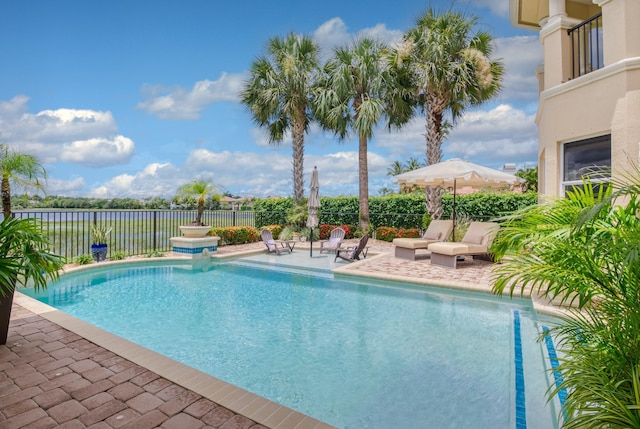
[[0, 0, 541, 199]]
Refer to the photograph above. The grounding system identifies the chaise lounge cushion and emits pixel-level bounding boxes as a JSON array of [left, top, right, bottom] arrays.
[[427, 242, 488, 256], [392, 238, 433, 249], [427, 221, 499, 267]]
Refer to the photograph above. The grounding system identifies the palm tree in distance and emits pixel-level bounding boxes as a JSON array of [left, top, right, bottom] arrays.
[[387, 160, 405, 177], [314, 38, 413, 232], [176, 179, 219, 226], [241, 33, 320, 203], [399, 7, 504, 219], [0, 144, 47, 219]]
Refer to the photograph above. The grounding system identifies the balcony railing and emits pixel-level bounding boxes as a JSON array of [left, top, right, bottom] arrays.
[[568, 13, 603, 79]]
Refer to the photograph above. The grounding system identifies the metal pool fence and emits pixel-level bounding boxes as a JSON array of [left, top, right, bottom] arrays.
[[13, 209, 429, 261]]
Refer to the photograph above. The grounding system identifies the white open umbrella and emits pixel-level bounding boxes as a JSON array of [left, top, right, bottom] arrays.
[[394, 158, 523, 239], [307, 166, 320, 257]]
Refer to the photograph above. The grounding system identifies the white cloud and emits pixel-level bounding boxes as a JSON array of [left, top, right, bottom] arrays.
[[373, 103, 538, 167], [313, 17, 404, 58], [137, 72, 245, 120], [81, 145, 396, 199], [61, 136, 135, 167], [472, 0, 510, 17], [45, 177, 86, 195], [494, 36, 542, 101], [0, 96, 136, 167]]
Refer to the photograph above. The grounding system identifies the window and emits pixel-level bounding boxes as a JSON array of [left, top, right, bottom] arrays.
[[562, 135, 611, 195]]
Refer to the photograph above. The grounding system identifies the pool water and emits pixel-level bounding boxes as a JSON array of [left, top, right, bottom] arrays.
[[24, 260, 559, 429]]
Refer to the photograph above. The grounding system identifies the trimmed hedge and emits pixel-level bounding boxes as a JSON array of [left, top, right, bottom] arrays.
[[253, 192, 537, 230]]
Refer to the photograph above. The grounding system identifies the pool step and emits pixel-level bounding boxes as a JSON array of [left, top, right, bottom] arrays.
[[227, 259, 334, 279]]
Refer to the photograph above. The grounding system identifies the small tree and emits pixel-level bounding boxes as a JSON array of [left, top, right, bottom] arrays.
[[0, 217, 64, 344], [176, 180, 219, 226], [0, 144, 47, 219], [515, 166, 538, 193]]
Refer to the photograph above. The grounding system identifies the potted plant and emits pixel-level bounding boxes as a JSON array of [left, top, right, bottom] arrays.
[[176, 179, 219, 238], [0, 217, 64, 344], [91, 223, 112, 262]]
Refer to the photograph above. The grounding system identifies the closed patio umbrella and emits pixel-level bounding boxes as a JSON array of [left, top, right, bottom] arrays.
[[394, 158, 523, 239], [307, 166, 320, 257]]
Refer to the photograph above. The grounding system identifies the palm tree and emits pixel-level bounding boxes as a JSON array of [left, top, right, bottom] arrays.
[[176, 179, 219, 226], [491, 176, 640, 428], [0, 217, 64, 344], [405, 157, 424, 171], [387, 160, 405, 177], [399, 8, 504, 219], [240, 33, 320, 203], [314, 38, 413, 232], [0, 144, 47, 219]]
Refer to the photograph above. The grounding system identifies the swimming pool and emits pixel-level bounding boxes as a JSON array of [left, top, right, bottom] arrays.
[[24, 259, 560, 429]]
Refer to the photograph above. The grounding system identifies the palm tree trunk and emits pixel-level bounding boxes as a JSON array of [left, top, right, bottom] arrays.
[[423, 97, 446, 219], [291, 115, 305, 203], [1, 174, 11, 220], [358, 133, 370, 232], [425, 186, 443, 220]]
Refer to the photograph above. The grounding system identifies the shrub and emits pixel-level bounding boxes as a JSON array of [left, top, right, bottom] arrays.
[[110, 252, 127, 260], [375, 226, 398, 242], [375, 226, 421, 242], [75, 254, 93, 265], [278, 226, 295, 240], [422, 213, 432, 230], [146, 250, 164, 257], [211, 226, 260, 245], [318, 224, 356, 239], [261, 224, 283, 238]]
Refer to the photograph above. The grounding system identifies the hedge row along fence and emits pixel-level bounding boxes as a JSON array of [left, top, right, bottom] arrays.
[[253, 192, 537, 230]]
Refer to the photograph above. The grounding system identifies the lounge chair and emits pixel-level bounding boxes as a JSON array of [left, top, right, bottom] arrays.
[[427, 222, 499, 268], [335, 234, 369, 263], [261, 229, 292, 255], [319, 227, 346, 254], [392, 220, 454, 260]]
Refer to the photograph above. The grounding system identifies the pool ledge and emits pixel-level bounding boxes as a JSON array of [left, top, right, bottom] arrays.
[[13, 292, 336, 429]]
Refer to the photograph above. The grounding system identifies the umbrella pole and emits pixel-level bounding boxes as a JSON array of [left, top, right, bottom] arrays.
[[452, 178, 457, 241], [309, 227, 313, 257]]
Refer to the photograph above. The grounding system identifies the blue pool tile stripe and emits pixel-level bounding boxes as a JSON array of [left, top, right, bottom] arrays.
[[172, 245, 218, 254], [513, 310, 527, 429], [542, 326, 568, 421]]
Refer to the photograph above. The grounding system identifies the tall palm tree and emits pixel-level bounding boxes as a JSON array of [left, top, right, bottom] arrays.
[[314, 38, 413, 232], [241, 33, 320, 203], [176, 179, 219, 226], [0, 217, 64, 344], [399, 8, 504, 219], [0, 144, 47, 219], [491, 176, 640, 428]]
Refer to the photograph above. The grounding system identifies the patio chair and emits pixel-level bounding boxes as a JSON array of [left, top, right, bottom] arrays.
[[335, 234, 369, 263], [392, 220, 454, 260], [427, 222, 499, 268], [261, 229, 292, 256], [319, 227, 346, 254]]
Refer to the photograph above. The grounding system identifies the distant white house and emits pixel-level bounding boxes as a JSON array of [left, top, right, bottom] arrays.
[[220, 196, 254, 211]]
